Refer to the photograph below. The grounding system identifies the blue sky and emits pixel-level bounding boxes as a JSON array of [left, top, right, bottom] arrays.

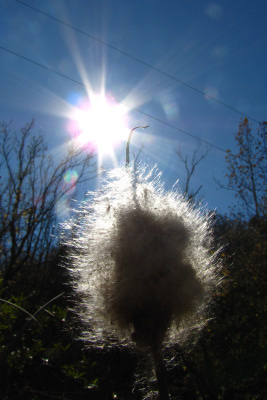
[[0, 0, 266, 215]]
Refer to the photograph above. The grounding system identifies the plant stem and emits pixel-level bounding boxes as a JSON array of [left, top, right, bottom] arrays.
[[152, 346, 169, 400], [125, 126, 149, 166]]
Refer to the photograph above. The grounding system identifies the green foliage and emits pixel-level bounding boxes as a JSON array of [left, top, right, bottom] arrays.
[[0, 277, 137, 399]]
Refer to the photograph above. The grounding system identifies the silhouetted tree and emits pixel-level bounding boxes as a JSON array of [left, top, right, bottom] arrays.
[[174, 142, 209, 202], [0, 120, 95, 282], [223, 118, 266, 219]]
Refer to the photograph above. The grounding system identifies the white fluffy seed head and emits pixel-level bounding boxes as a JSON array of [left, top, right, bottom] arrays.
[[62, 165, 220, 349]]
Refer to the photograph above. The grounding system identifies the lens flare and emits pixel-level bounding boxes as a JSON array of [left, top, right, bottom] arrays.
[[64, 169, 78, 184], [68, 93, 129, 162]]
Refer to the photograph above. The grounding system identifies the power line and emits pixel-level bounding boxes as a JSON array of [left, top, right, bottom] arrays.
[[0, 45, 227, 154], [14, 0, 260, 124]]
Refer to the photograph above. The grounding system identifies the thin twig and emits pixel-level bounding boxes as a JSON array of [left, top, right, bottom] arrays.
[[33, 292, 65, 317], [126, 126, 149, 166], [0, 298, 38, 323], [0, 293, 65, 366]]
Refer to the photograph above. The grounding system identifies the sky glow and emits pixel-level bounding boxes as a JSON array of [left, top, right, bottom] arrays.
[[0, 0, 266, 214]]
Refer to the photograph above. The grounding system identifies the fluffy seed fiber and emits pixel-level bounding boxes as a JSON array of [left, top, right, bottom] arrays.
[[62, 165, 219, 349]]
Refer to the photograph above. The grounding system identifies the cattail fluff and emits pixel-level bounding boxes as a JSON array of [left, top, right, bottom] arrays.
[[62, 165, 219, 350]]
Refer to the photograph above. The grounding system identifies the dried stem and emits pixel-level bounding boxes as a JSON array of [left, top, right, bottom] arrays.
[[125, 126, 149, 166], [152, 346, 169, 400]]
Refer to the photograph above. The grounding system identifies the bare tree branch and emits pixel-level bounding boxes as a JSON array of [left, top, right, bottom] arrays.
[[174, 142, 209, 202], [0, 120, 96, 281], [217, 118, 266, 219]]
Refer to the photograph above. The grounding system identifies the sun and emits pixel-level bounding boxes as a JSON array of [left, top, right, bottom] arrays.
[[70, 93, 129, 160]]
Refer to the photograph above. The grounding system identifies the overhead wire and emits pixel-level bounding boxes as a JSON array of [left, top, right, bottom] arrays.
[[14, 0, 260, 124], [0, 45, 227, 154]]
